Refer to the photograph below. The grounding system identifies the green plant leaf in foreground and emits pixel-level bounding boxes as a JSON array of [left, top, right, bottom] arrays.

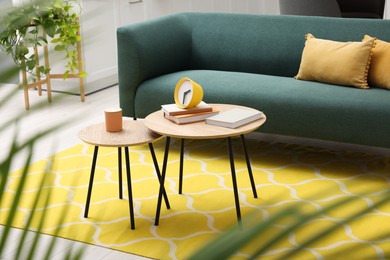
[[0, 4, 85, 257], [0, 98, 86, 260]]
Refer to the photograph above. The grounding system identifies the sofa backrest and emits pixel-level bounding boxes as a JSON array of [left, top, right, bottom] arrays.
[[186, 12, 390, 77]]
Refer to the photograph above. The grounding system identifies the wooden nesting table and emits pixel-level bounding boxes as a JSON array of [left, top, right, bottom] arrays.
[[144, 104, 267, 226], [78, 119, 170, 229]]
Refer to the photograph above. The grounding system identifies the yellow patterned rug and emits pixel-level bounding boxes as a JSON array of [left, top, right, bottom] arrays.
[[2, 138, 390, 259]]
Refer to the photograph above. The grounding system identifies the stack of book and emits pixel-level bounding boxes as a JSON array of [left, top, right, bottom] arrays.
[[161, 101, 219, 124]]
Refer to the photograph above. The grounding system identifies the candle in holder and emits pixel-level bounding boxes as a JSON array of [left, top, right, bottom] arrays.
[[104, 108, 123, 132]]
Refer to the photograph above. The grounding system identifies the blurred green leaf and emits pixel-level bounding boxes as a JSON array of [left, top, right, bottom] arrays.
[[189, 190, 390, 259], [0, 2, 86, 259], [54, 44, 66, 51], [79, 71, 88, 78]]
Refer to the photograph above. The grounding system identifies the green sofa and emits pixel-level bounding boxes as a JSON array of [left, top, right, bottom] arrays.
[[117, 12, 390, 149]]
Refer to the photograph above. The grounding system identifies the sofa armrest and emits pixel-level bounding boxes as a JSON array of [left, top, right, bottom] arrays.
[[117, 13, 192, 117]]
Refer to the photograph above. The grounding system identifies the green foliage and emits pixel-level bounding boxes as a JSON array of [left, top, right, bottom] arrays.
[[0, 4, 86, 257], [0, 70, 85, 260], [0, 84, 86, 260], [0, 0, 86, 79]]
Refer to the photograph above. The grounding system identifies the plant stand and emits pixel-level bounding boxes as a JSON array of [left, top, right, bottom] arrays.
[[22, 29, 85, 110]]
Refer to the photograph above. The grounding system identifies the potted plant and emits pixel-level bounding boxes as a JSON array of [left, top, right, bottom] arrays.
[[0, 0, 86, 79]]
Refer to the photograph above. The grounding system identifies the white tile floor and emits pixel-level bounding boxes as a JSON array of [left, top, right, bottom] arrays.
[[0, 225, 149, 260], [1, 83, 389, 260]]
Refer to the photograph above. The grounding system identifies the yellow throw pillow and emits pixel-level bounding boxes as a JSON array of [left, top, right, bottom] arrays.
[[295, 33, 375, 89], [363, 35, 390, 90]]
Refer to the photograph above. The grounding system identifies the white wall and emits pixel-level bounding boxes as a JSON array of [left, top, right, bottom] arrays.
[[145, 0, 279, 19], [1, 0, 18, 83], [384, 0, 389, 19]]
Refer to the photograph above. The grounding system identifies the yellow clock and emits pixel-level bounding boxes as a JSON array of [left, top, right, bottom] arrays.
[[174, 77, 204, 108]]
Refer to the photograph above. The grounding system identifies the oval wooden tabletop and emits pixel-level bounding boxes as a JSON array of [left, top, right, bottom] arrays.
[[144, 104, 266, 139], [79, 119, 161, 147]]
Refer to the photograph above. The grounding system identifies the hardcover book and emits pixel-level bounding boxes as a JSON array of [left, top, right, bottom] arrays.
[[164, 109, 219, 125], [161, 101, 212, 116], [205, 108, 263, 128]]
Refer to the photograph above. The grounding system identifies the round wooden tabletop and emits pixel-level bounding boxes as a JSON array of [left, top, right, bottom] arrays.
[[144, 104, 266, 139], [79, 119, 161, 147]]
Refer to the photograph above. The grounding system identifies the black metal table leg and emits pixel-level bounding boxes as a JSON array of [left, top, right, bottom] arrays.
[[148, 143, 170, 209], [155, 136, 171, 226], [240, 135, 258, 198], [118, 147, 123, 199], [227, 137, 241, 223], [84, 146, 99, 218], [125, 147, 135, 229], [179, 138, 184, 194]]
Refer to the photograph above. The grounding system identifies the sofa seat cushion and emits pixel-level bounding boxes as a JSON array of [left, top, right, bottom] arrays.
[[135, 70, 390, 147]]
